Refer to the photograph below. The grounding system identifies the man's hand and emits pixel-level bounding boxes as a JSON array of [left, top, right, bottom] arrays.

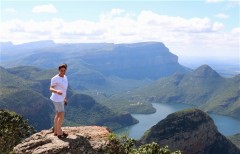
[[56, 90, 63, 95], [64, 98, 68, 106]]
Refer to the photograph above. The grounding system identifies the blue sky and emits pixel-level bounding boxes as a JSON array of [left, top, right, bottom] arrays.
[[1, 0, 239, 62], [2, 0, 239, 31]]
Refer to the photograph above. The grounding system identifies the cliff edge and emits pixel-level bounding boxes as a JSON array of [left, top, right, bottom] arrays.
[[13, 126, 111, 154]]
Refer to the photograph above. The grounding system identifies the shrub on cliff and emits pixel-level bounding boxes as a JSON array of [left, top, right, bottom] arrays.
[[0, 109, 36, 153], [105, 134, 182, 154]]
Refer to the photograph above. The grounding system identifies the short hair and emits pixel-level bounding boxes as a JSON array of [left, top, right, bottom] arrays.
[[58, 63, 67, 70]]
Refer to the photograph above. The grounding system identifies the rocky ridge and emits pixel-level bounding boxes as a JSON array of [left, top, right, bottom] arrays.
[[139, 109, 240, 154]]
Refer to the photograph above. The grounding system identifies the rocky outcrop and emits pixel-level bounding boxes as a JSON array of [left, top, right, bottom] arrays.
[[139, 109, 240, 154], [13, 126, 111, 154]]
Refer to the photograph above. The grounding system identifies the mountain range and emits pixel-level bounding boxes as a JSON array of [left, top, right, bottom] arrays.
[[0, 40, 191, 114], [125, 65, 240, 119], [0, 40, 239, 128]]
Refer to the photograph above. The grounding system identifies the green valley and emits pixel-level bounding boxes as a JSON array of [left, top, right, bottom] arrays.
[[0, 66, 138, 131]]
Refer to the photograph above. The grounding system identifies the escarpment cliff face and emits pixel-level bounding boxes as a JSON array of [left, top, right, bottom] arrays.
[[13, 126, 111, 154], [139, 109, 240, 154], [81, 42, 188, 79], [1, 41, 189, 80]]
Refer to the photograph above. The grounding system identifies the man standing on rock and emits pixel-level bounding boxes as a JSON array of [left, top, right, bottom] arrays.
[[50, 64, 68, 138]]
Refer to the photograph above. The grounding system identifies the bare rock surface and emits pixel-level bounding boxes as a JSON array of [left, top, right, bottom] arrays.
[[13, 126, 111, 154]]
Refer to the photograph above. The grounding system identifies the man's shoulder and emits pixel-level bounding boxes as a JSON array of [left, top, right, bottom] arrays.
[[51, 74, 60, 80]]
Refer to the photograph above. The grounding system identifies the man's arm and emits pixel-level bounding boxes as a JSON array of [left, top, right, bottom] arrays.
[[50, 86, 62, 95]]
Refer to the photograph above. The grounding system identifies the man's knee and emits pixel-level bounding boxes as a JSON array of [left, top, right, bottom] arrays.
[[58, 112, 64, 117]]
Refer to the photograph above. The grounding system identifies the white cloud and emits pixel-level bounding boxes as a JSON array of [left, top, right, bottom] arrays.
[[110, 8, 125, 15], [2, 8, 17, 13], [227, 2, 240, 9], [216, 13, 229, 19], [212, 22, 224, 31], [0, 9, 238, 60], [32, 4, 57, 13], [137, 11, 223, 33], [231, 27, 240, 34]]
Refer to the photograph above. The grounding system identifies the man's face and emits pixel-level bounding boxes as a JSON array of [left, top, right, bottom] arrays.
[[59, 68, 66, 76]]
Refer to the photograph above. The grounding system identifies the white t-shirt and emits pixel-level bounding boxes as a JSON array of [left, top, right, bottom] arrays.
[[50, 74, 68, 102]]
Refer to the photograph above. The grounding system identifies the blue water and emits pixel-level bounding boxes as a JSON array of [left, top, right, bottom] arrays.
[[114, 103, 240, 139]]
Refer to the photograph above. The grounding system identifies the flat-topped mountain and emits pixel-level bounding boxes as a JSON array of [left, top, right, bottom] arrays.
[[1, 41, 189, 80], [139, 109, 240, 154], [81, 42, 189, 79]]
